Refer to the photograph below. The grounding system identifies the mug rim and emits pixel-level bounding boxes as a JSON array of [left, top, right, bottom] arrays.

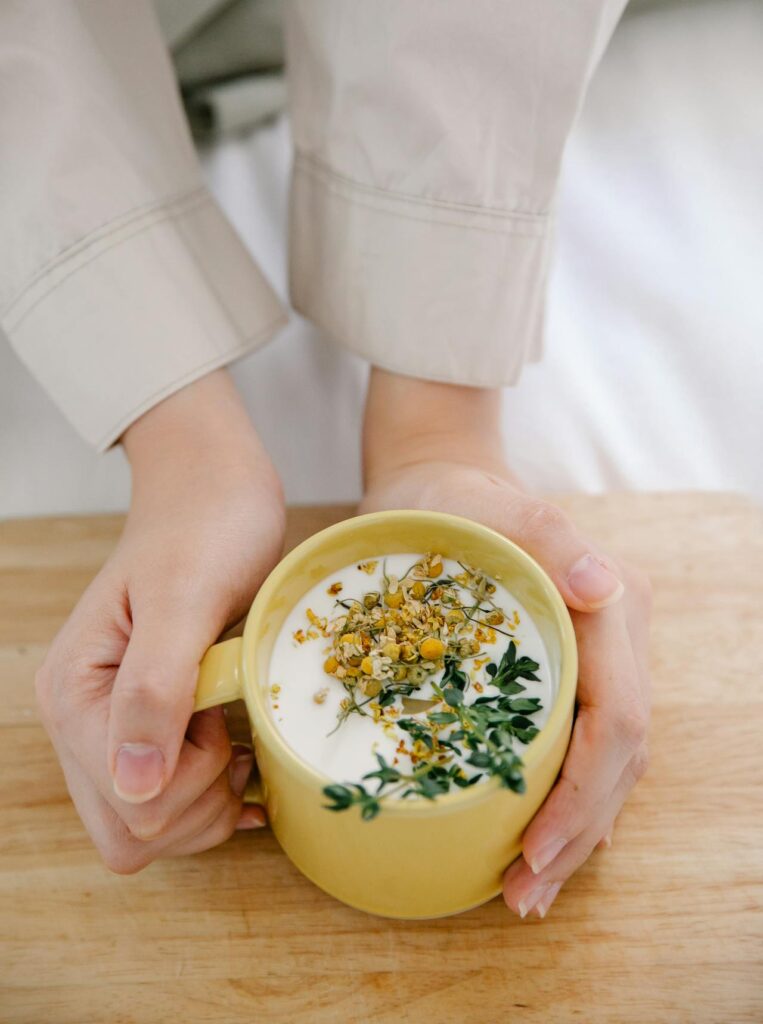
[[241, 509, 577, 816]]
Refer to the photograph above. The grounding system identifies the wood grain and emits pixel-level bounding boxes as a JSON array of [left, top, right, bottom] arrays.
[[0, 495, 761, 1023]]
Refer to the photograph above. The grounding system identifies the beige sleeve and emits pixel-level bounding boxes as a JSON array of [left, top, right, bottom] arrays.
[[0, 1, 286, 450], [285, 0, 625, 387]]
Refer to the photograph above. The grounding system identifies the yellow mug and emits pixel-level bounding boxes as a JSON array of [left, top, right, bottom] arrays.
[[194, 510, 577, 919]]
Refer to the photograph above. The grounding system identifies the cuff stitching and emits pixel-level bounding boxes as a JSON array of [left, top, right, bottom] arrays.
[[94, 312, 287, 451], [295, 151, 550, 228], [4, 190, 212, 334], [2, 186, 208, 323]]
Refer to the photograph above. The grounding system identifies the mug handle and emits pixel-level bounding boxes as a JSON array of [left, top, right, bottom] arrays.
[[194, 636, 244, 711], [194, 636, 264, 805]]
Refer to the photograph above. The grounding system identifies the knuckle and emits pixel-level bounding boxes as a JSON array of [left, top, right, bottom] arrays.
[[615, 702, 649, 751], [38, 652, 106, 734], [98, 836, 148, 875], [202, 776, 237, 826], [34, 654, 77, 730], [33, 665, 55, 720], [517, 499, 571, 544], [630, 744, 650, 783], [190, 785, 240, 852], [116, 669, 176, 712], [206, 735, 234, 778], [38, 676, 70, 734], [205, 800, 240, 849], [124, 808, 171, 843]]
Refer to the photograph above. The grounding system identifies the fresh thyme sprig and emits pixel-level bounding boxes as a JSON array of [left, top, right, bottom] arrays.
[[323, 640, 543, 819]]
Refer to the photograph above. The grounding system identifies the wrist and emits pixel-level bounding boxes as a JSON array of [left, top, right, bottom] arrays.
[[363, 367, 510, 489], [122, 370, 255, 468], [121, 371, 284, 519]]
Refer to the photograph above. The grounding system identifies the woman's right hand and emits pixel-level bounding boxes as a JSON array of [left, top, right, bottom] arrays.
[[35, 372, 285, 873]]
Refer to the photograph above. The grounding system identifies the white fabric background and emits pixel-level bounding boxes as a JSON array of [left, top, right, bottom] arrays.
[[1, 0, 761, 516]]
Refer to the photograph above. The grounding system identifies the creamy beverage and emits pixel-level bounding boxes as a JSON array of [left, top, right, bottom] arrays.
[[267, 553, 555, 817]]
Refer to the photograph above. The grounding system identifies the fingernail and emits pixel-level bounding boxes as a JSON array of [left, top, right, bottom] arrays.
[[236, 806, 266, 830], [568, 554, 624, 609], [530, 836, 567, 875], [114, 743, 165, 803], [534, 881, 563, 919], [230, 751, 254, 798], [519, 880, 558, 919]]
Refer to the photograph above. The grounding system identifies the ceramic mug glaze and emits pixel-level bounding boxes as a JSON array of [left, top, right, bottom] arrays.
[[194, 510, 577, 919]]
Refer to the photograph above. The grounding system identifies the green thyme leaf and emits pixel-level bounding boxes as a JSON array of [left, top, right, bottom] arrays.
[[507, 697, 542, 713], [360, 798, 381, 820], [322, 784, 353, 810], [443, 687, 464, 707], [427, 711, 459, 725]]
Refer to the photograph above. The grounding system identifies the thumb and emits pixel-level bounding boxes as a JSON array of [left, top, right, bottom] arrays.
[[107, 608, 213, 804], [502, 496, 625, 613]]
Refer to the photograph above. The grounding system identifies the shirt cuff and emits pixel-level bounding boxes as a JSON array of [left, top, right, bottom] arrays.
[[3, 187, 287, 450], [288, 153, 550, 389]]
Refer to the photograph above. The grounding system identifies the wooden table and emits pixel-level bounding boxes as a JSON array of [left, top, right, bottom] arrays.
[[1, 495, 761, 1023]]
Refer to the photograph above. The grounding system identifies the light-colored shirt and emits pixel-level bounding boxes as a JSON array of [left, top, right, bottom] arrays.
[[0, 0, 624, 450]]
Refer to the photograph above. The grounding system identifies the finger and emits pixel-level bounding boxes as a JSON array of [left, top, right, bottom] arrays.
[[596, 820, 615, 851], [106, 599, 218, 803], [121, 725, 254, 841], [498, 494, 625, 613], [60, 740, 252, 874], [504, 751, 643, 918], [117, 709, 237, 840], [590, 572, 648, 858], [161, 760, 268, 856], [137, 748, 258, 859], [60, 700, 236, 840], [236, 805, 268, 831], [56, 744, 156, 875], [622, 567, 653, 708], [128, 742, 257, 853], [159, 789, 258, 857], [405, 471, 624, 613], [520, 604, 648, 875]]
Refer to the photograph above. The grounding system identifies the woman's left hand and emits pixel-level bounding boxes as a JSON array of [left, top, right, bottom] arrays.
[[361, 369, 652, 919]]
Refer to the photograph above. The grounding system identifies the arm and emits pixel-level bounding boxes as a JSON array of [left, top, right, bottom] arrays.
[[285, 0, 625, 388], [0, 0, 285, 449], [36, 371, 284, 870], [362, 369, 651, 918], [1, 2, 289, 866]]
